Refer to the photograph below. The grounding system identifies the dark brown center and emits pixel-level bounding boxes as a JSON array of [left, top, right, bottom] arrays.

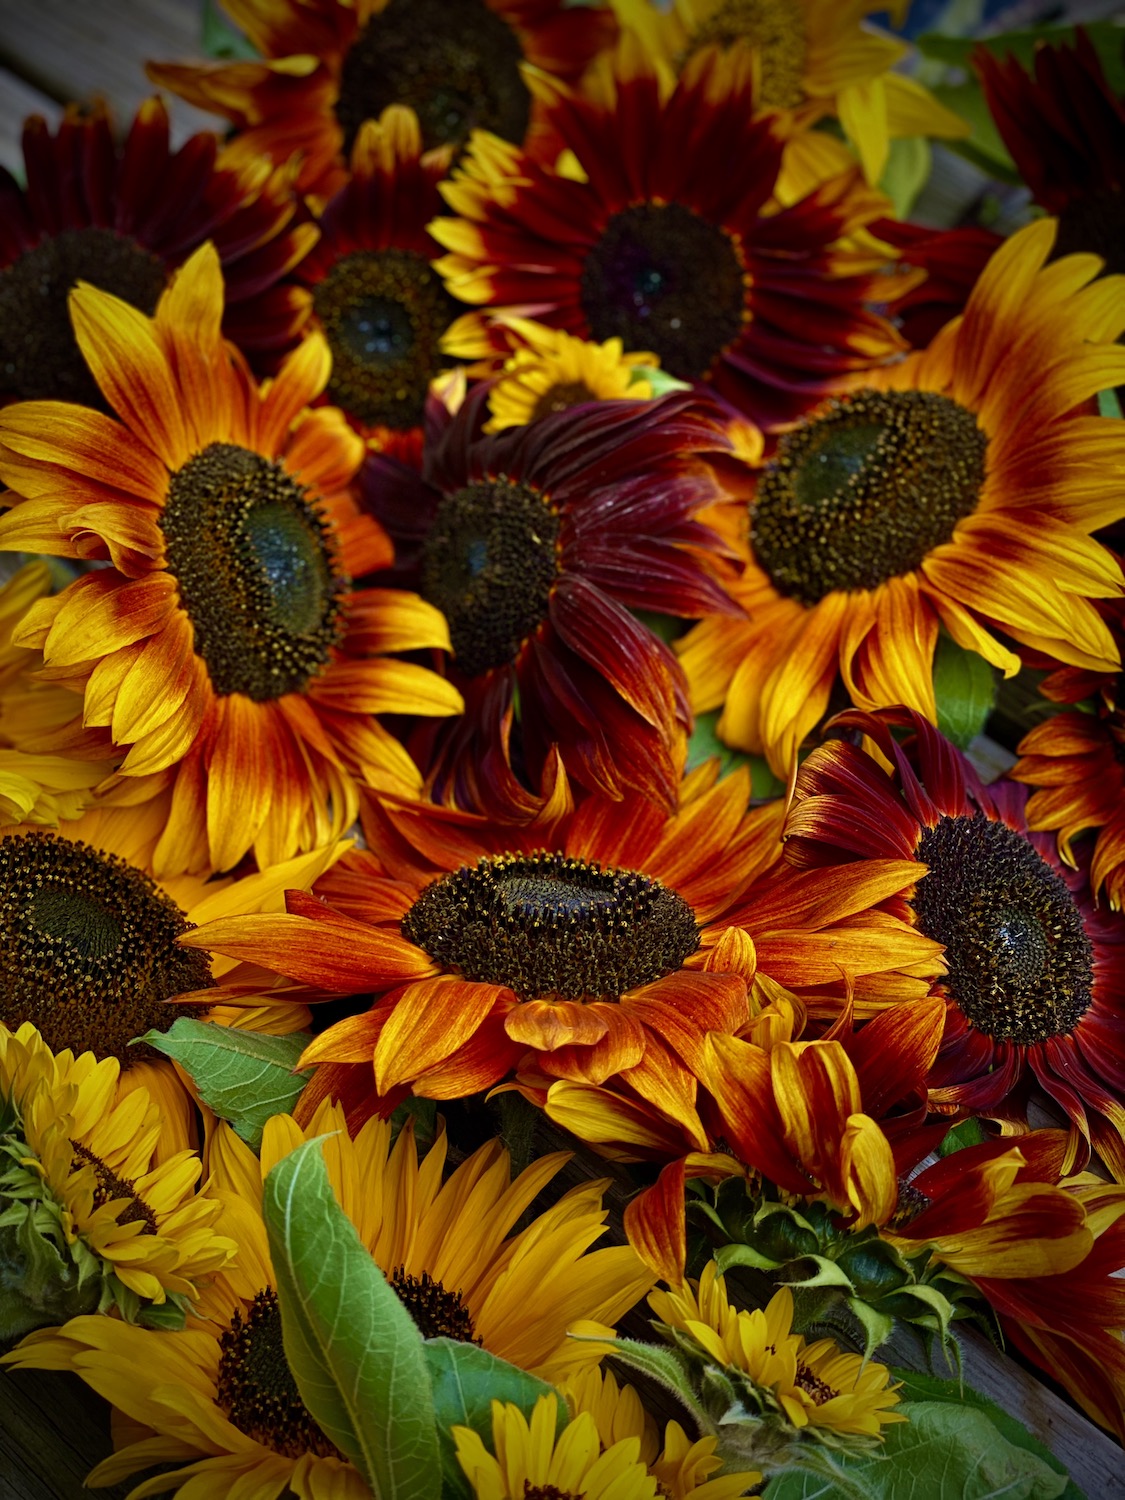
[[581, 203, 746, 381], [0, 833, 213, 1067], [751, 389, 988, 605], [390, 1267, 479, 1342], [912, 812, 1094, 1046], [0, 227, 166, 406], [335, 0, 531, 157], [69, 1142, 157, 1232]]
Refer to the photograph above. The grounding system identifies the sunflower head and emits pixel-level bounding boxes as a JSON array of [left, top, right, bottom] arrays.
[[484, 318, 657, 433]]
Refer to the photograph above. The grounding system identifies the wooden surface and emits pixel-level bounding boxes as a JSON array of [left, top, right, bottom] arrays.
[[0, 2, 1121, 1496]]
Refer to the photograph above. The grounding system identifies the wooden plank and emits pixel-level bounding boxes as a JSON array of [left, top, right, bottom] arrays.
[[0, 0, 219, 143], [0, 1366, 133, 1500]]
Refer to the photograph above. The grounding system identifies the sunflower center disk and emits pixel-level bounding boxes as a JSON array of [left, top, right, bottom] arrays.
[[218, 1288, 341, 1460], [418, 479, 561, 676], [334, 0, 531, 155], [391, 1267, 479, 1342], [0, 226, 166, 405], [751, 389, 989, 606], [313, 249, 458, 430], [682, 0, 808, 108], [795, 1363, 838, 1406], [912, 813, 1094, 1046], [581, 202, 746, 380], [0, 833, 214, 1065], [530, 380, 597, 421], [161, 442, 345, 701], [69, 1142, 158, 1233], [401, 852, 700, 1001]]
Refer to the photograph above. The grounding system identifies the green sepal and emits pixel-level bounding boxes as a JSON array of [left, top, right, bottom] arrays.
[[846, 1298, 896, 1365], [570, 1332, 711, 1431], [138, 1293, 190, 1331], [0, 1209, 99, 1342], [714, 1242, 783, 1275], [786, 1255, 856, 1293]]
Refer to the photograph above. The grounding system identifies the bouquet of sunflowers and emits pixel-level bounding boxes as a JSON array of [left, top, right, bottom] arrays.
[[1, 0, 1124, 1495]]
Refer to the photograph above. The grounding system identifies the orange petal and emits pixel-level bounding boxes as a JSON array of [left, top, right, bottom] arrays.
[[373, 976, 506, 1092]]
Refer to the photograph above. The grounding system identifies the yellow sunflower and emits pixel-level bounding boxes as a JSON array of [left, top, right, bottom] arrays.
[[562, 1364, 762, 1500], [650, 1264, 903, 1438], [454, 1394, 657, 1500], [0, 241, 463, 878], [209, 1099, 654, 1383], [0, 1022, 233, 1334], [484, 318, 656, 432], [679, 219, 1125, 778], [608, 0, 967, 183]]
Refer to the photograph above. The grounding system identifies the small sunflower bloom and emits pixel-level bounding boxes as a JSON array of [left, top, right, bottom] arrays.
[[0, 1022, 234, 1334], [148, 0, 617, 199], [483, 318, 656, 433], [0, 242, 463, 877], [0, 96, 314, 404], [679, 219, 1125, 777], [454, 1395, 658, 1500]]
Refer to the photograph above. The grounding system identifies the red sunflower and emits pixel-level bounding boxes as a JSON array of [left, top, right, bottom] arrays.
[[431, 37, 907, 429], [975, 28, 1125, 277], [0, 243, 463, 877], [786, 705, 1125, 1178], [182, 763, 939, 1125], [361, 380, 741, 809], [292, 105, 473, 457], [0, 97, 314, 405], [147, 0, 617, 199]]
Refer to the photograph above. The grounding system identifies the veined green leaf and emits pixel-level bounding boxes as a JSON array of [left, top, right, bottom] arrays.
[[424, 1339, 564, 1500], [136, 1019, 311, 1150], [933, 632, 997, 750], [263, 1136, 441, 1500]]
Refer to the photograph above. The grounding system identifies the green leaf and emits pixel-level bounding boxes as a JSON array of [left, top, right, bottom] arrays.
[[631, 364, 692, 398], [263, 1136, 441, 1500], [687, 711, 785, 796], [917, 22, 1125, 97], [938, 1118, 989, 1156], [201, 0, 260, 59], [424, 1339, 563, 1500], [879, 136, 931, 219], [136, 1019, 312, 1150], [890, 1371, 1085, 1500], [1098, 388, 1123, 421], [929, 80, 1020, 182], [933, 632, 997, 749], [762, 1400, 1070, 1499]]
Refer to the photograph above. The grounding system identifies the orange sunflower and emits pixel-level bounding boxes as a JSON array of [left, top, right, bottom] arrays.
[[182, 762, 939, 1123], [0, 97, 314, 403], [292, 105, 471, 456], [678, 218, 1125, 778], [785, 705, 1125, 1179], [147, 0, 617, 200], [0, 242, 463, 877], [432, 38, 906, 428]]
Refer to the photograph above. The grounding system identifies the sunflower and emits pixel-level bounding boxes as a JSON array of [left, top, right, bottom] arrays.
[[0, 1022, 234, 1334], [147, 0, 617, 200], [0, 242, 463, 877], [432, 38, 907, 429], [678, 219, 1125, 778], [454, 1394, 657, 1500], [361, 379, 740, 808], [650, 1266, 903, 1439], [484, 318, 656, 434], [183, 762, 940, 1121], [1013, 702, 1125, 911], [0, 97, 313, 407], [975, 29, 1125, 278], [607, 0, 967, 184], [785, 705, 1125, 1178], [0, 802, 349, 1155], [562, 1361, 763, 1499], [293, 106, 470, 452]]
